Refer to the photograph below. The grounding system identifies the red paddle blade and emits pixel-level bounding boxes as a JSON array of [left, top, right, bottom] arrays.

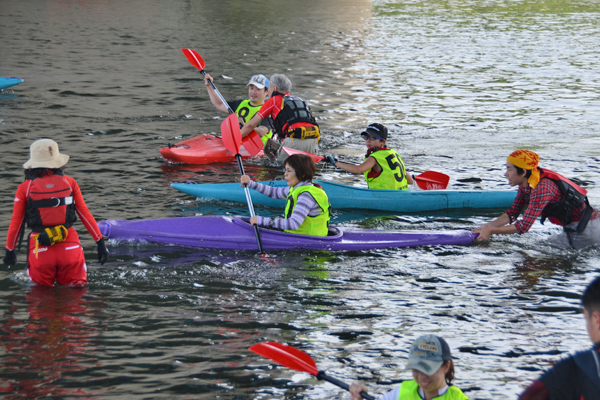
[[221, 114, 242, 154], [181, 48, 205, 71], [414, 171, 450, 190], [249, 342, 319, 376], [281, 146, 324, 163], [241, 131, 264, 156]]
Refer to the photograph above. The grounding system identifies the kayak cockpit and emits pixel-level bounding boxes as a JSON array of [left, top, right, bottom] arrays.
[[233, 216, 343, 239]]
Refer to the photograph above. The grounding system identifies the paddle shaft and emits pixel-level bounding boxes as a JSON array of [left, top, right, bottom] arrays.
[[201, 68, 264, 156], [316, 371, 375, 400], [235, 154, 264, 254], [200, 69, 236, 114]]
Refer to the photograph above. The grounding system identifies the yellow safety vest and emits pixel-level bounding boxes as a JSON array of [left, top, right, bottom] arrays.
[[399, 380, 468, 400], [283, 184, 330, 236], [234, 99, 272, 145], [363, 149, 409, 190]]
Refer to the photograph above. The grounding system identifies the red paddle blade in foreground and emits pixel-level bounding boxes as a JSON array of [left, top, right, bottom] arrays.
[[249, 342, 376, 400], [221, 114, 242, 154], [414, 171, 450, 190], [249, 342, 319, 376], [241, 131, 264, 156], [181, 48, 206, 71]]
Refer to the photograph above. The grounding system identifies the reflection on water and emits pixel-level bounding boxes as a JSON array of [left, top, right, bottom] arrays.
[[0, 286, 104, 398], [1, 0, 600, 398]]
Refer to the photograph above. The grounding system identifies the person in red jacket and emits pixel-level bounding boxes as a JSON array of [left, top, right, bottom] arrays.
[[239, 74, 320, 162], [3, 139, 108, 286], [519, 275, 600, 400], [473, 149, 600, 250]]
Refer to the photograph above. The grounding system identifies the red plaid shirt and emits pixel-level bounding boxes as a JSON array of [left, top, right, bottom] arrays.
[[506, 179, 598, 234]]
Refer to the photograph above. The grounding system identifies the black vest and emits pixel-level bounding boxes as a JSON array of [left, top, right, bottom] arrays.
[[271, 92, 318, 137]]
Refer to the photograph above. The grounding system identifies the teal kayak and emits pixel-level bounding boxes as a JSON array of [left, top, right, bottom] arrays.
[[0, 77, 24, 90], [171, 180, 516, 213]]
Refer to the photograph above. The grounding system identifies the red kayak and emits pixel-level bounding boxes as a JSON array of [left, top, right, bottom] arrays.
[[160, 133, 324, 165], [160, 133, 263, 164]]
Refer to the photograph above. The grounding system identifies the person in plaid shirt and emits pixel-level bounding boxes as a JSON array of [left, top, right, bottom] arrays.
[[473, 150, 600, 250]]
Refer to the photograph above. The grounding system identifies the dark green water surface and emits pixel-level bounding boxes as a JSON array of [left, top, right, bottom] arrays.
[[1, 0, 599, 398]]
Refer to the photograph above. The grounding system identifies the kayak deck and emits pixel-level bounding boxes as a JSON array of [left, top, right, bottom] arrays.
[[99, 215, 476, 251], [0, 77, 24, 90], [171, 180, 517, 213], [160, 133, 263, 164]]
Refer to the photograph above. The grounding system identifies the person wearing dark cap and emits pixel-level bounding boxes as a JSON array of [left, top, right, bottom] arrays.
[[3, 139, 108, 286], [349, 334, 468, 400], [325, 123, 414, 190], [204, 73, 274, 145], [519, 275, 600, 400]]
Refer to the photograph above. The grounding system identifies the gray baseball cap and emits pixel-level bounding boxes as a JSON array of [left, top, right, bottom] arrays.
[[247, 74, 269, 89], [405, 335, 452, 375]]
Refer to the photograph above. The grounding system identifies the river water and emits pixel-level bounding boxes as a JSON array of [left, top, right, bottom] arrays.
[[1, 0, 599, 398]]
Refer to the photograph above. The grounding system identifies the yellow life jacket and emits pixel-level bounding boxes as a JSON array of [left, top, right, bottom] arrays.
[[399, 380, 468, 400], [363, 148, 409, 190], [234, 99, 272, 145], [283, 184, 330, 236]]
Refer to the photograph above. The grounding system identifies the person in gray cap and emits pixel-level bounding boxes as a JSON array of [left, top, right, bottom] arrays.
[[326, 123, 415, 190], [204, 73, 274, 145], [349, 334, 467, 400], [239, 73, 320, 161]]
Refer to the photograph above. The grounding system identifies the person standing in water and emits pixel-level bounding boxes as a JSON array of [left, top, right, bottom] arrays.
[[473, 149, 600, 249], [3, 139, 108, 286]]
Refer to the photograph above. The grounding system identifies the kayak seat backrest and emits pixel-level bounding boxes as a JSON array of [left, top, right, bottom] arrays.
[[327, 227, 340, 237]]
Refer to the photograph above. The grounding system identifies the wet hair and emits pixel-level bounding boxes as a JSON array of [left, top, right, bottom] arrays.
[[24, 167, 64, 180], [284, 154, 315, 182], [514, 166, 532, 179], [270, 74, 292, 93], [582, 276, 600, 314], [444, 360, 455, 385]]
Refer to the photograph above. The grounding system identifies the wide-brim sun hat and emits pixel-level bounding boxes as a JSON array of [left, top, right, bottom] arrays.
[[23, 138, 70, 169]]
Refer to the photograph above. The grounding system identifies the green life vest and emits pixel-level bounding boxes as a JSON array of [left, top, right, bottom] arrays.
[[234, 99, 272, 145], [363, 148, 409, 190], [283, 184, 330, 236], [260, 130, 273, 145], [234, 99, 262, 124], [399, 380, 468, 400]]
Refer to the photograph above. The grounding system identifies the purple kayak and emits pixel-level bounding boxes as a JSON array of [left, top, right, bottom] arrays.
[[98, 216, 477, 251]]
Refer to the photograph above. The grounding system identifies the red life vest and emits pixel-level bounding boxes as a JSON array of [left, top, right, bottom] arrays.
[[26, 171, 77, 229], [533, 168, 589, 226]]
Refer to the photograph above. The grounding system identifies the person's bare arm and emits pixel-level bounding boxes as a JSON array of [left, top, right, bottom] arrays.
[[240, 114, 262, 138]]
